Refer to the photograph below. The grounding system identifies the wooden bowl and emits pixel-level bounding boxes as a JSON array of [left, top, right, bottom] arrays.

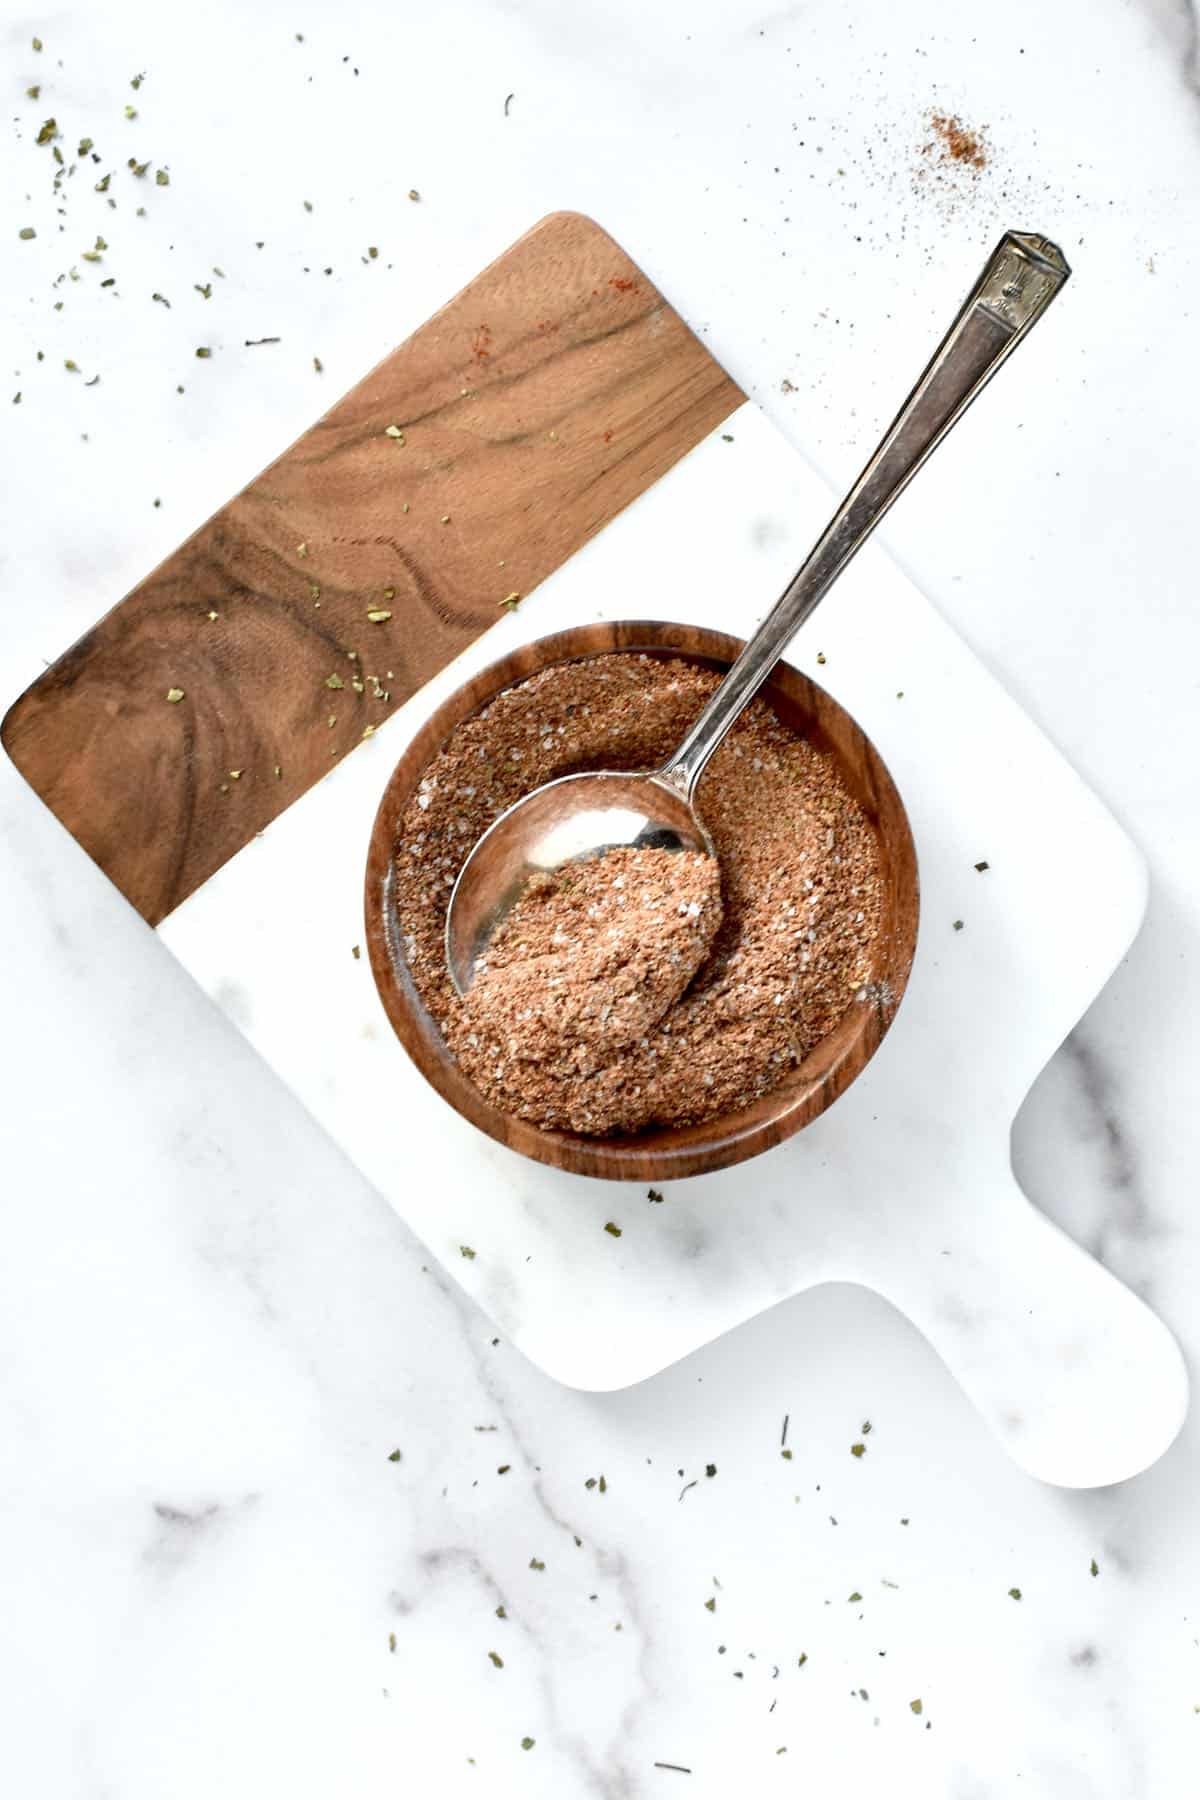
[[364, 622, 919, 1181]]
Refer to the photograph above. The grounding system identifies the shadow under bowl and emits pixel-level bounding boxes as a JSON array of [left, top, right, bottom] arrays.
[[364, 621, 919, 1181]]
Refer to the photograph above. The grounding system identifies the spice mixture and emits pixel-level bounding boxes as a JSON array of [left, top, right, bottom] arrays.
[[392, 654, 883, 1135], [461, 846, 724, 1064]]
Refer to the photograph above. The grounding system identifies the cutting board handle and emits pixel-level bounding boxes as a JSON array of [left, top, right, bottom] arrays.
[[859, 1167, 1188, 1487]]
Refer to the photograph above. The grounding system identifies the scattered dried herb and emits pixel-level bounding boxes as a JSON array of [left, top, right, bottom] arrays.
[[19, 228, 36, 241], [781, 1448, 793, 1460], [500, 591, 521, 611], [124, 104, 137, 120], [244, 336, 280, 346], [495, 1604, 506, 1618], [387, 1448, 402, 1462], [313, 355, 323, 373], [459, 1245, 476, 1259], [78, 136, 93, 154], [952, 919, 964, 931], [797, 1653, 808, 1667], [325, 673, 345, 690], [974, 860, 989, 872], [648, 1188, 664, 1203], [910, 1698, 923, 1715], [384, 424, 404, 440], [603, 1222, 622, 1237], [653, 1764, 691, 1775], [850, 1443, 866, 1458], [488, 1650, 503, 1667], [128, 158, 149, 176], [705, 1464, 717, 1478], [704, 1597, 716, 1612], [195, 346, 212, 358], [848, 1591, 862, 1603], [504, 92, 514, 116], [32, 36, 43, 51], [529, 1558, 545, 1572], [166, 687, 185, 703], [195, 282, 212, 299], [1090, 1558, 1099, 1577], [388, 1632, 396, 1652], [152, 291, 170, 307], [1008, 1587, 1022, 1601], [366, 608, 392, 623], [584, 1477, 596, 1489], [497, 1464, 510, 1475], [36, 117, 58, 145], [520, 1738, 534, 1751], [351, 944, 361, 960], [155, 167, 169, 186], [408, 188, 420, 201], [95, 173, 111, 192]]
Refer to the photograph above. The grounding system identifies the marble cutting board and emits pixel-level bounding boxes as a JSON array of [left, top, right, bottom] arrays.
[[153, 397, 1186, 1489]]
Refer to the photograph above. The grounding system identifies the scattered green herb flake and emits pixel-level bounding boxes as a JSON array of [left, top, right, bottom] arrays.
[[165, 687, 185, 703], [910, 1698, 923, 1715], [131, 72, 144, 89], [776, 1747, 788, 1755], [36, 117, 58, 145], [797, 1652, 808, 1667], [78, 137, 93, 154], [32, 36, 43, 51], [850, 1443, 866, 1458], [366, 609, 392, 623], [325, 673, 345, 690], [603, 1221, 622, 1237], [848, 1591, 862, 1603], [497, 1464, 510, 1475], [529, 1558, 545, 1572], [408, 188, 421, 201], [350, 945, 361, 961], [704, 1463, 717, 1479], [156, 167, 169, 186], [598, 1474, 607, 1493], [195, 346, 212, 359], [500, 591, 521, 611], [26, 83, 41, 98], [19, 228, 36, 241], [974, 860, 989, 872], [721, 433, 734, 442], [952, 919, 964, 931], [195, 283, 212, 299], [780, 1448, 793, 1460], [584, 1477, 596, 1489], [388, 1632, 396, 1652], [1008, 1587, 1022, 1601], [303, 199, 313, 212], [648, 1188, 664, 1202], [495, 1604, 506, 1618], [82, 250, 101, 263], [129, 157, 150, 176], [384, 424, 404, 440], [387, 1448, 402, 1462], [488, 1650, 503, 1667], [704, 1597, 716, 1612], [313, 355, 323, 373], [520, 1737, 534, 1751], [124, 105, 137, 120], [440, 514, 451, 524], [459, 1244, 476, 1259], [95, 172, 111, 192], [64, 359, 79, 372], [12, 393, 20, 405], [1090, 1558, 1099, 1577]]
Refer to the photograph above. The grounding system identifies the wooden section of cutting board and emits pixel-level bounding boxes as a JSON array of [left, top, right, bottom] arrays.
[[1, 211, 742, 925]]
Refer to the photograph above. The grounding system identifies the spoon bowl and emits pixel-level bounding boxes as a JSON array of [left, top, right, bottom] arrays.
[[445, 768, 712, 996]]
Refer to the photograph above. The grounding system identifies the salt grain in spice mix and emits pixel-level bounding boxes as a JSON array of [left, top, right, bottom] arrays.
[[392, 654, 882, 1135]]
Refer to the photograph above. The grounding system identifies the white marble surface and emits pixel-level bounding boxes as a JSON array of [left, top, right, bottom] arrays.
[[3, 1, 1200, 1794]]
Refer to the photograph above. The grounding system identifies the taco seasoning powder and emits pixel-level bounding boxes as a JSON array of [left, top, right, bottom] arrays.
[[391, 653, 882, 1135]]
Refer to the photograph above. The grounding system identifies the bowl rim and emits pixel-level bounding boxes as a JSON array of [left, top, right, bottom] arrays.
[[363, 621, 919, 1181]]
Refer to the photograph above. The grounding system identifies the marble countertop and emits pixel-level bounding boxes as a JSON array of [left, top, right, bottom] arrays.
[[3, 1, 1199, 1794]]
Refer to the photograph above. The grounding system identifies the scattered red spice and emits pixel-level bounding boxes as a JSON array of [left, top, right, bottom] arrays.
[[923, 112, 989, 170], [471, 323, 493, 361], [609, 275, 637, 293]]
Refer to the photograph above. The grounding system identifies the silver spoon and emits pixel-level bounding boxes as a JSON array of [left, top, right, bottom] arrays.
[[446, 231, 1069, 995]]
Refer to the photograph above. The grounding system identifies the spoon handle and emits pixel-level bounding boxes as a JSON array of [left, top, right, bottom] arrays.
[[659, 230, 1071, 800]]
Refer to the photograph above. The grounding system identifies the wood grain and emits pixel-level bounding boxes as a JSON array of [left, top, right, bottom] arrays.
[[1, 213, 742, 925], [364, 623, 920, 1182]]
